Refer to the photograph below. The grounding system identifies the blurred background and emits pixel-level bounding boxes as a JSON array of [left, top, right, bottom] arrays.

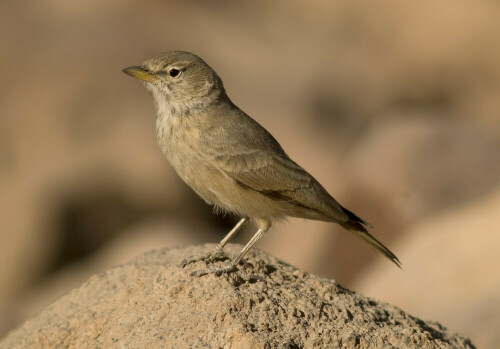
[[0, 0, 499, 347]]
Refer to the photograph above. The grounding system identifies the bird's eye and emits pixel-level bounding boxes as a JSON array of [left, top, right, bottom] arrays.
[[168, 68, 181, 78]]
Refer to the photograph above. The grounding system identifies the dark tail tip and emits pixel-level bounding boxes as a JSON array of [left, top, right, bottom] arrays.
[[341, 206, 402, 269]]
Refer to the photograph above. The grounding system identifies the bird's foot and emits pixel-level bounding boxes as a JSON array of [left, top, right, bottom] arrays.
[[190, 261, 237, 277], [190, 260, 264, 283], [179, 246, 227, 268]]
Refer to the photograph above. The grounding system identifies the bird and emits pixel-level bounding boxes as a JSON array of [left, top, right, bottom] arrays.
[[123, 51, 401, 276]]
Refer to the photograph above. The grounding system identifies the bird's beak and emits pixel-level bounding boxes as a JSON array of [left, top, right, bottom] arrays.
[[122, 66, 158, 83]]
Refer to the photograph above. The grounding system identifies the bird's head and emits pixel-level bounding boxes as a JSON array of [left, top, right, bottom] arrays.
[[123, 51, 226, 115]]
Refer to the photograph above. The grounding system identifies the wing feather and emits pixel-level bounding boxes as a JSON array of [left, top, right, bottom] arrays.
[[197, 108, 348, 221]]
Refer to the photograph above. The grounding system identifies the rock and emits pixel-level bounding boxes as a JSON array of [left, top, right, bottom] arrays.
[[1, 220, 216, 337], [354, 186, 500, 349], [0, 245, 474, 349]]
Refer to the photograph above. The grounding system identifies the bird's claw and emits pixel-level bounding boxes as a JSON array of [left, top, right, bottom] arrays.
[[188, 259, 266, 284], [179, 247, 227, 268], [189, 262, 237, 277]]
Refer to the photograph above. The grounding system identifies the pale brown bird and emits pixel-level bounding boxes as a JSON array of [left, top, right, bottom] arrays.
[[123, 51, 401, 275]]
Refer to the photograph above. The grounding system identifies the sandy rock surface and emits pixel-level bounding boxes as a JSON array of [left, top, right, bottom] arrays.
[[1, 245, 474, 349]]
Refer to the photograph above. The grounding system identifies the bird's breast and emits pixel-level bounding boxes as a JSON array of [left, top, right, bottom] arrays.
[[155, 112, 220, 200], [156, 113, 201, 169]]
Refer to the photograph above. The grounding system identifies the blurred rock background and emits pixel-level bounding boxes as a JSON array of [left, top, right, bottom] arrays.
[[0, 0, 498, 347]]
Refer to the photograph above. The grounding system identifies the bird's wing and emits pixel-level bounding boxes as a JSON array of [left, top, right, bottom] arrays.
[[214, 149, 309, 191], [198, 110, 347, 221], [213, 147, 349, 221]]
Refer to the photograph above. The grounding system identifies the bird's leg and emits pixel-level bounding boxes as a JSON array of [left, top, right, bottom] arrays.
[[190, 227, 267, 277], [217, 217, 248, 251], [180, 218, 247, 267]]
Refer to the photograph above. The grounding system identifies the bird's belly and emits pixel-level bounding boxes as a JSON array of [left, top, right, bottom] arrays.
[[166, 148, 288, 220], [156, 117, 288, 222]]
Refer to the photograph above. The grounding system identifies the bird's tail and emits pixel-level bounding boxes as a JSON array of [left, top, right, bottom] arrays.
[[339, 207, 402, 268]]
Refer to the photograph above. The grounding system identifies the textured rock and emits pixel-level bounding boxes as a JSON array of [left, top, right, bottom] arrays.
[[0, 245, 474, 348]]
